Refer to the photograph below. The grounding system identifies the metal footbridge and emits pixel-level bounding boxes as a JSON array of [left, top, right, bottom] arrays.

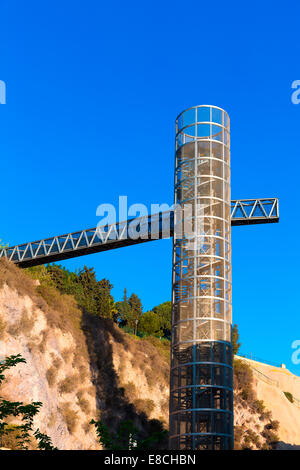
[[0, 198, 279, 268]]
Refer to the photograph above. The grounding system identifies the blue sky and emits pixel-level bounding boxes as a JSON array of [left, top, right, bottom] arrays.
[[0, 1, 300, 373]]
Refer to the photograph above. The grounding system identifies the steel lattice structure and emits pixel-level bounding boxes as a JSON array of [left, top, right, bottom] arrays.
[[170, 105, 232, 450], [0, 198, 278, 269], [230, 198, 279, 225]]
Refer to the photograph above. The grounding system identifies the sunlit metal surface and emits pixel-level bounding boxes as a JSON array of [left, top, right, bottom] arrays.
[[169, 105, 233, 450]]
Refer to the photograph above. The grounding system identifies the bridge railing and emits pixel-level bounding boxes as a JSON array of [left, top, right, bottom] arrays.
[[231, 198, 279, 225], [0, 198, 279, 268]]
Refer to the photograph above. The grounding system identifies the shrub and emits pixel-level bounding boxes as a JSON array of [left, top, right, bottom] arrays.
[[78, 364, 88, 382], [52, 356, 63, 370], [91, 418, 168, 450], [76, 391, 91, 414], [234, 425, 243, 450], [141, 336, 170, 364], [123, 381, 137, 400], [0, 315, 6, 339], [0, 258, 36, 299], [7, 310, 35, 336], [47, 413, 56, 428], [261, 425, 280, 448], [160, 398, 169, 415], [133, 398, 155, 416], [1, 424, 23, 450], [145, 367, 157, 389], [46, 366, 58, 387], [82, 420, 92, 434], [233, 359, 255, 403], [265, 420, 279, 431], [61, 348, 73, 362], [283, 391, 294, 403], [38, 329, 49, 353], [245, 429, 261, 448], [58, 374, 80, 394], [60, 402, 78, 434]]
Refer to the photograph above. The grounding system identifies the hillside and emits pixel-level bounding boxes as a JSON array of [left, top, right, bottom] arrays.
[[0, 258, 299, 450], [0, 259, 169, 449], [235, 356, 300, 449]]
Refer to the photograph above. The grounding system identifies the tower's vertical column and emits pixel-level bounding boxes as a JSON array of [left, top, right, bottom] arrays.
[[170, 105, 233, 450]]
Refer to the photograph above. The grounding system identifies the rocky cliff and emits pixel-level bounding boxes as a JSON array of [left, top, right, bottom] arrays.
[[0, 259, 169, 450], [0, 258, 299, 450]]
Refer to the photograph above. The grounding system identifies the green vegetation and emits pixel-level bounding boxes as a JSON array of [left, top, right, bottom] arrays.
[[27, 264, 115, 319], [27, 263, 171, 339], [232, 323, 241, 355], [234, 359, 271, 419], [0, 239, 8, 250], [139, 311, 163, 336], [0, 354, 57, 450], [283, 391, 294, 403], [152, 302, 171, 336], [90, 418, 168, 450]]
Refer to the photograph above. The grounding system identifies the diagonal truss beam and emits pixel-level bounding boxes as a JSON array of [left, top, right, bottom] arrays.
[[230, 198, 279, 226], [0, 198, 279, 268]]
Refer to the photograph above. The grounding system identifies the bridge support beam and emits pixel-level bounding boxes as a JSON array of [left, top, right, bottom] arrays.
[[170, 105, 233, 450]]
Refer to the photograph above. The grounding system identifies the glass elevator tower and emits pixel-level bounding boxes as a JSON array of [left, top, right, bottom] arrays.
[[169, 105, 233, 450]]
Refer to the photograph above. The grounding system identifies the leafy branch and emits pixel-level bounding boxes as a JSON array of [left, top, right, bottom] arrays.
[[0, 354, 57, 450]]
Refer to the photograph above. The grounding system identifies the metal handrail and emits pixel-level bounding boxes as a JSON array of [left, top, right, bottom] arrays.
[[0, 198, 279, 269], [238, 352, 281, 368]]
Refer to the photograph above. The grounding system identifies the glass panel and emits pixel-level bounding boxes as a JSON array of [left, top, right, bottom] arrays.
[[183, 108, 196, 127], [197, 123, 211, 138], [212, 107, 222, 125], [197, 106, 210, 123]]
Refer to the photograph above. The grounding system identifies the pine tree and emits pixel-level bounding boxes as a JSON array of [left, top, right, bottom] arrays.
[[96, 278, 114, 319], [127, 293, 143, 329], [77, 266, 98, 315], [116, 288, 132, 325], [232, 324, 241, 355]]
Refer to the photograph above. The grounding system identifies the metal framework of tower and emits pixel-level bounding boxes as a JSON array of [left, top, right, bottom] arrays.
[[170, 105, 233, 450]]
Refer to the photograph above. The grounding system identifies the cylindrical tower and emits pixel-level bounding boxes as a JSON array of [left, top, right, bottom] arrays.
[[170, 105, 233, 450]]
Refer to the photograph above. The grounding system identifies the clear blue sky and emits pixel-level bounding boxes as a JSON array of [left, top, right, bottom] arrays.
[[0, 1, 299, 374]]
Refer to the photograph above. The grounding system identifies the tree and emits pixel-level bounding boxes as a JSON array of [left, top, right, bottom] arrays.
[[46, 264, 77, 294], [139, 311, 163, 336], [127, 293, 143, 329], [96, 278, 114, 319], [91, 418, 168, 450], [232, 324, 241, 355], [0, 239, 8, 250], [115, 288, 132, 325], [0, 354, 57, 450], [77, 266, 99, 314], [152, 301, 171, 337]]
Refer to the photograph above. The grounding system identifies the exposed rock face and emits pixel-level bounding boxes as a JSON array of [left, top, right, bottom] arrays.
[[0, 259, 169, 450], [0, 283, 99, 450], [236, 357, 300, 449]]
